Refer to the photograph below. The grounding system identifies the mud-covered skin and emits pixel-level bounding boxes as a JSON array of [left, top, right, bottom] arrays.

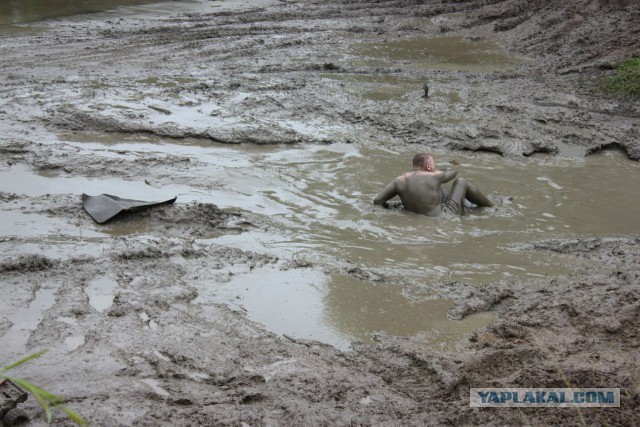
[[1, 0, 640, 426], [375, 173, 492, 216], [374, 155, 492, 215], [374, 169, 456, 216]]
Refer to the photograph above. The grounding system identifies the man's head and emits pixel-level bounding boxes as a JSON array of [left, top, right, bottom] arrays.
[[413, 153, 434, 171]]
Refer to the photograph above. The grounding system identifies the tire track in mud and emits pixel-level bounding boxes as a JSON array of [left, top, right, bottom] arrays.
[[3, 0, 637, 157]]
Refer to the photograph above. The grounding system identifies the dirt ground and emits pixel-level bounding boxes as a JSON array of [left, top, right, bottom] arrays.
[[1, 0, 640, 425]]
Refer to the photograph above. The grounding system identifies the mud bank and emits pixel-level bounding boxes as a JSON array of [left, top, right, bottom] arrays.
[[3, 229, 639, 425], [1, 0, 640, 425]]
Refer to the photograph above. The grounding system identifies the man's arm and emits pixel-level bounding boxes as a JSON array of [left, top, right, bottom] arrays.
[[373, 180, 398, 208], [441, 169, 457, 183]]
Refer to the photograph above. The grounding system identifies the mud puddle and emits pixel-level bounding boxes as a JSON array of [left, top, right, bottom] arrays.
[[351, 35, 526, 72], [0, 0, 276, 32], [6, 133, 640, 348], [85, 275, 119, 312], [0, 0, 163, 26], [321, 34, 527, 112], [193, 266, 494, 350], [0, 286, 57, 352]]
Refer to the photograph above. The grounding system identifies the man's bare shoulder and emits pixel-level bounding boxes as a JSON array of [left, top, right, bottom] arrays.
[[401, 170, 444, 180]]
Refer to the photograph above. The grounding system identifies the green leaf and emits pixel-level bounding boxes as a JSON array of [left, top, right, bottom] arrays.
[[59, 406, 88, 427], [6, 376, 63, 404], [26, 383, 64, 406], [8, 376, 54, 423], [1, 350, 86, 426], [0, 349, 48, 372]]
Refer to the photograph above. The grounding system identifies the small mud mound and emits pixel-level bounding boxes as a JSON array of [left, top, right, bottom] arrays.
[[0, 317, 12, 335], [146, 202, 228, 228], [3, 192, 255, 238], [103, 201, 247, 237], [1, 140, 202, 179], [15, 193, 249, 237], [444, 281, 515, 321], [48, 106, 308, 145], [511, 235, 640, 254], [0, 254, 59, 273]]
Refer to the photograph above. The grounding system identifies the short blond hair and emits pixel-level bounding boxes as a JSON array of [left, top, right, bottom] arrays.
[[413, 153, 431, 169]]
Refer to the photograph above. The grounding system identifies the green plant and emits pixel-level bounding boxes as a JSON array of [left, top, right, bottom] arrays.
[[602, 58, 640, 99], [1, 349, 86, 426]]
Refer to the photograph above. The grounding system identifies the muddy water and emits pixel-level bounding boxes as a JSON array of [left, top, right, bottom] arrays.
[[321, 35, 527, 102], [5, 137, 639, 349], [183, 145, 638, 349], [351, 35, 526, 72], [180, 143, 639, 281], [0, 0, 167, 26], [0, 0, 273, 28], [117, 144, 640, 349]]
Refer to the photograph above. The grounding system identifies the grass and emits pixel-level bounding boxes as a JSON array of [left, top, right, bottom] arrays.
[[1, 350, 86, 426], [531, 335, 588, 427], [602, 58, 640, 99]]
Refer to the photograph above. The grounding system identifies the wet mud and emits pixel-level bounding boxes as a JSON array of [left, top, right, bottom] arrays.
[[1, 0, 640, 425]]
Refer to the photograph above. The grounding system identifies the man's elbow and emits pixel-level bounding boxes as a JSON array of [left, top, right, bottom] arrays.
[[373, 196, 388, 208], [444, 170, 458, 182]]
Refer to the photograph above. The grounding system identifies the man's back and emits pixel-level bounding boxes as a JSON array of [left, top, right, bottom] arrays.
[[394, 171, 444, 216], [374, 153, 492, 216]]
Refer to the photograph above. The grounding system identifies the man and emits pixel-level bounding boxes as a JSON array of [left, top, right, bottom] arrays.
[[373, 153, 493, 216]]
